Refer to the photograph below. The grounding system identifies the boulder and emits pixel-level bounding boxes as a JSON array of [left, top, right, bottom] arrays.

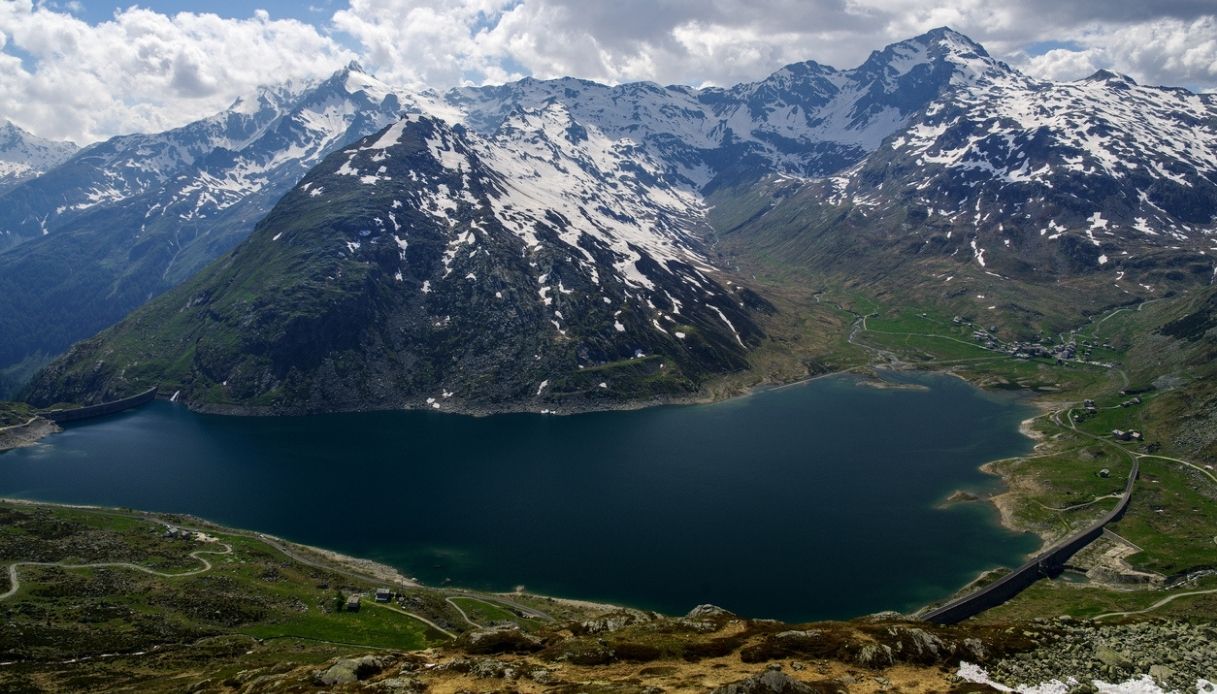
[[1094, 645, 1131, 669], [711, 669, 832, 694], [459, 625, 543, 654], [1148, 664, 1175, 682], [687, 604, 735, 619], [374, 676, 426, 692], [315, 655, 387, 686], [855, 643, 894, 668]]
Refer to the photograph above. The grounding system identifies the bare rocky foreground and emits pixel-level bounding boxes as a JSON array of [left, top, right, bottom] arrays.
[[118, 613, 1217, 694]]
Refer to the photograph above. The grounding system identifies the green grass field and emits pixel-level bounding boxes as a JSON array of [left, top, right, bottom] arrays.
[[449, 596, 533, 628]]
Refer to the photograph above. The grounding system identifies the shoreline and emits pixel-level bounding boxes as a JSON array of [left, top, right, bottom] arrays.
[[99, 363, 896, 420], [984, 406, 1068, 546], [929, 403, 1066, 611], [146, 367, 857, 419], [0, 496, 418, 589], [0, 416, 59, 452], [0, 496, 628, 616]]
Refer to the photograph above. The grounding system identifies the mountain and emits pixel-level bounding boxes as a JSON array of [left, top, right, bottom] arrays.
[[707, 33, 1217, 309], [0, 29, 1060, 387], [0, 83, 303, 251], [0, 63, 447, 386], [0, 121, 77, 195], [447, 28, 1001, 188], [24, 111, 769, 413], [21, 27, 1217, 410]]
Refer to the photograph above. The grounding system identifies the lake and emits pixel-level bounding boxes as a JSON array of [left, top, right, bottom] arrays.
[[0, 372, 1039, 622]]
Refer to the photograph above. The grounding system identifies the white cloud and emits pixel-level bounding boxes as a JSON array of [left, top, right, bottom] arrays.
[[0, 1, 355, 143], [332, 0, 1217, 91], [2, 0, 1215, 144], [331, 0, 525, 88], [1015, 17, 1217, 87]]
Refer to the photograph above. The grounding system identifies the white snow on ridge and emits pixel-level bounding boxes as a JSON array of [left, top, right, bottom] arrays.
[[472, 103, 710, 290], [0, 121, 77, 187], [956, 662, 1215, 694], [898, 70, 1217, 190]]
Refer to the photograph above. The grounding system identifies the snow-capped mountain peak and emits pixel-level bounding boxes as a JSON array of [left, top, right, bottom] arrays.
[[0, 120, 78, 193]]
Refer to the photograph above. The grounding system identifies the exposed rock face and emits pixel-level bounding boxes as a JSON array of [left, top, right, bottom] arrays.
[[984, 620, 1217, 691], [579, 610, 660, 635], [688, 604, 737, 619], [314, 655, 389, 686], [459, 625, 544, 655], [712, 666, 839, 694]]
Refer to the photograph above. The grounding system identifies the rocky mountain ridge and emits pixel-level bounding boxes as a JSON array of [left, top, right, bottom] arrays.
[[0, 120, 77, 195]]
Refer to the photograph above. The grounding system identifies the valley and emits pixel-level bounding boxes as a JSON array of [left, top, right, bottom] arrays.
[[0, 19, 1215, 692]]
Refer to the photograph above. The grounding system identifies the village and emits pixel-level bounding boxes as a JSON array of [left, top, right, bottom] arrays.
[[951, 314, 1115, 366]]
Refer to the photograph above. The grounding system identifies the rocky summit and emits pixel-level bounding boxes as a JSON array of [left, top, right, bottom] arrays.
[[0, 120, 77, 194]]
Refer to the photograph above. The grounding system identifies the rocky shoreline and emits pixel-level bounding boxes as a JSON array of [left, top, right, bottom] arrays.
[[0, 416, 59, 452]]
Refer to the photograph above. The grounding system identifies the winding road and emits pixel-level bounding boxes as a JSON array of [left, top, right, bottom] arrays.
[[368, 601, 457, 640], [0, 507, 457, 643], [445, 597, 482, 628], [1093, 588, 1217, 621], [1, 542, 232, 601], [1045, 405, 1217, 620], [444, 594, 554, 628]]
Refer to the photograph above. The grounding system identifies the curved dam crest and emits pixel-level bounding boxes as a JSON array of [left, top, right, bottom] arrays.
[[0, 372, 1040, 621]]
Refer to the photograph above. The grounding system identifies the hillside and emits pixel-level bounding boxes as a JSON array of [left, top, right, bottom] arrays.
[[1, 500, 1213, 693]]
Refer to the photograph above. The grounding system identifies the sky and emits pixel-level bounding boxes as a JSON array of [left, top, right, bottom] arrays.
[[3, 0, 1216, 144]]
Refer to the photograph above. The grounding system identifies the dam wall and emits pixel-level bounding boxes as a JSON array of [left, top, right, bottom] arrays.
[[41, 387, 159, 424]]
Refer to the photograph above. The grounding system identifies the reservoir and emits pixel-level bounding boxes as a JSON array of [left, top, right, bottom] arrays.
[[0, 372, 1039, 622]]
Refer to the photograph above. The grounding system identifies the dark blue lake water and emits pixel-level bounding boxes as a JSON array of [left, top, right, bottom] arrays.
[[0, 372, 1039, 621]]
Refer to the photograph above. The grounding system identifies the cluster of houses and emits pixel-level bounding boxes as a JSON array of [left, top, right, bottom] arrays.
[[953, 313, 1121, 366], [1080, 397, 1147, 444], [957, 316, 1101, 364], [162, 526, 198, 541], [1004, 335, 1104, 363], [344, 587, 395, 612]]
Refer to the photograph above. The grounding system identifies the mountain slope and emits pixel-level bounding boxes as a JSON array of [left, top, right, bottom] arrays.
[[0, 121, 77, 195], [708, 38, 1217, 315], [0, 64, 440, 383], [25, 113, 769, 413]]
